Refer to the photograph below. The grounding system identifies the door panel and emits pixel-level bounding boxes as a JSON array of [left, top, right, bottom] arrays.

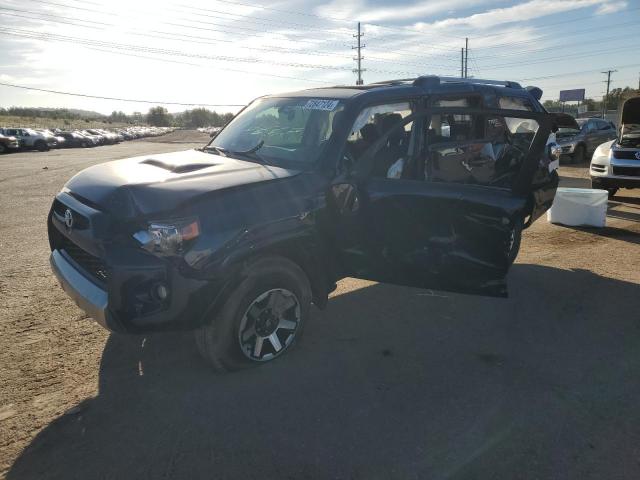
[[328, 101, 553, 298]]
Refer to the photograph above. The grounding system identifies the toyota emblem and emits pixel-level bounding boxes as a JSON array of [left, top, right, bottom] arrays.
[[64, 209, 74, 229], [635, 151, 640, 161]]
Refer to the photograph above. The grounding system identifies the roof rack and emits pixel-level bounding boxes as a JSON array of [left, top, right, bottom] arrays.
[[369, 76, 523, 90]]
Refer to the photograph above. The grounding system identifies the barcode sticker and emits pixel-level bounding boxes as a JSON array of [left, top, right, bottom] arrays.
[[303, 99, 340, 111]]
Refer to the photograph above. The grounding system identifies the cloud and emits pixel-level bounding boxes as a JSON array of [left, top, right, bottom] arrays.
[[314, 0, 486, 23], [596, 1, 627, 14], [420, 0, 605, 30]]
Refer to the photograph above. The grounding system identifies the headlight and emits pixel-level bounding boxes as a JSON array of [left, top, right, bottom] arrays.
[[133, 218, 200, 255]]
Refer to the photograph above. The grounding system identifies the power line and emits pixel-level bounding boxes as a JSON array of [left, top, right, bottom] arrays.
[[0, 8, 460, 72], [0, 9, 354, 60], [82, 46, 338, 84], [0, 81, 246, 107], [481, 45, 639, 70], [0, 26, 424, 77], [473, 19, 639, 53], [362, 4, 639, 44], [473, 31, 637, 60], [520, 63, 640, 82], [21, 0, 348, 47], [0, 26, 354, 72]]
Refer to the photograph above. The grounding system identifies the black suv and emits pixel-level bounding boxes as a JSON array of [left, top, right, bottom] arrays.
[[48, 76, 568, 371]]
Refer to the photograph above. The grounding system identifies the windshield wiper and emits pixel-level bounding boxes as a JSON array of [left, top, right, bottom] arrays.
[[206, 140, 267, 164], [203, 145, 228, 156]]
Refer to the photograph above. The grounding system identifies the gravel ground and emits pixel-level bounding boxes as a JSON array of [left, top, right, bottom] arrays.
[[1, 132, 639, 479]]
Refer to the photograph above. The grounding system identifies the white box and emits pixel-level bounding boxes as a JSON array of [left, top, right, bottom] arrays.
[[547, 187, 608, 227]]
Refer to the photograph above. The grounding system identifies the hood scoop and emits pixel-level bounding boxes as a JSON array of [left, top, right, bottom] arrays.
[[141, 158, 218, 174]]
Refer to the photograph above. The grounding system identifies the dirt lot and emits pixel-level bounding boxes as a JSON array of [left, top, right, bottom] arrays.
[[1, 131, 639, 479]]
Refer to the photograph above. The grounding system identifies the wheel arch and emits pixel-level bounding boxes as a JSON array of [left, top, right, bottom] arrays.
[[199, 235, 335, 328]]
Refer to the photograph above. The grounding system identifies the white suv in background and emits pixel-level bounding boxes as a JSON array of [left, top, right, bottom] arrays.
[[590, 97, 640, 198], [0, 128, 58, 151]]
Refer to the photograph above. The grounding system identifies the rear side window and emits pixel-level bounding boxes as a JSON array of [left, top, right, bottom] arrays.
[[433, 96, 481, 108], [498, 96, 534, 111], [424, 114, 539, 187]]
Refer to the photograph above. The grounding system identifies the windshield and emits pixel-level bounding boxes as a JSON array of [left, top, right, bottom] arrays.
[[208, 97, 344, 169]]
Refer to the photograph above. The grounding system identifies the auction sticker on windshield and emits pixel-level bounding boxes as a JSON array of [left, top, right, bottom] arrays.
[[303, 99, 340, 111]]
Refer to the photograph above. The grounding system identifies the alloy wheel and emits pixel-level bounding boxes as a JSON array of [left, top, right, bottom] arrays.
[[238, 288, 301, 362]]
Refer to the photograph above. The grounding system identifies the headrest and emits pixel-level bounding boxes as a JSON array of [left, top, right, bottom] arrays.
[[360, 123, 379, 142]]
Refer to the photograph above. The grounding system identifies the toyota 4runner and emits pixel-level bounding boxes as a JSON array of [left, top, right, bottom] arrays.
[[48, 76, 572, 371]]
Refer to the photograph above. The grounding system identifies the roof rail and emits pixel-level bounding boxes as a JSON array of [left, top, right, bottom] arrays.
[[434, 76, 523, 89], [367, 76, 523, 89], [368, 78, 415, 86]]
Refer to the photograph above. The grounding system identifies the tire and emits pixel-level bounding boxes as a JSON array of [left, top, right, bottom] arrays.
[[572, 144, 585, 164], [195, 256, 312, 372], [35, 140, 48, 152], [0, 144, 6, 154], [507, 217, 524, 266], [607, 188, 618, 198]]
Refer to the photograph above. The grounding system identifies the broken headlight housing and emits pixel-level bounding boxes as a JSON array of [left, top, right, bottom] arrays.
[[134, 218, 200, 256]]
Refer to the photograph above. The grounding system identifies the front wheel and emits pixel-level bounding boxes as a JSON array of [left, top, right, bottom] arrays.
[[195, 256, 312, 372], [35, 140, 48, 152], [607, 188, 618, 198], [0, 144, 6, 154], [507, 218, 524, 266]]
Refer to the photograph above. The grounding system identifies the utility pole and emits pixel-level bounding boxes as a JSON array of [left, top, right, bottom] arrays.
[[352, 22, 365, 85], [461, 48, 464, 78], [464, 38, 469, 78], [601, 69, 616, 119]]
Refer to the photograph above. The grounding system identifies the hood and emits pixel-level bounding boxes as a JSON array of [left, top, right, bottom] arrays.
[[555, 130, 580, 142], [621, 96, 640, 125], [64, 149, 300, 218]]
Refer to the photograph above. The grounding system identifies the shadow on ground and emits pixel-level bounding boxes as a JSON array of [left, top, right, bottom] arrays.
[[7, 265, 640, 480]]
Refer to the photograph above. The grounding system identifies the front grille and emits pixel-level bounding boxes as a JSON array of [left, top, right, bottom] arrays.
[[59, 236, 109, 283], [612, 166, 640, 177], [613, 150, 640, 160]]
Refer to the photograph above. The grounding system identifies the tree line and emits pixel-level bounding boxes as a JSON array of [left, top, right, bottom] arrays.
[[0, 106, 237, 128], [146, 107, 235, 128]]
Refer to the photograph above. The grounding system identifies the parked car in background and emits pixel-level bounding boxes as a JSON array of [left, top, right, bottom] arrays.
[[48, 75, 572, 371], [0, 128, 58, 151], [86, 129, 119, 144], [35, 129, 66, 148], [555, 117, 617, 163], [0, 132, 20, 153], [57, 131, 92, 148], [591, 96, 640, 197], [81, 129, 106, 145], [73, 131, 98, 146]]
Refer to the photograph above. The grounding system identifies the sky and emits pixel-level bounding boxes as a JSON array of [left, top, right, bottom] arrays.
[[0, 0, 638, 115]]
